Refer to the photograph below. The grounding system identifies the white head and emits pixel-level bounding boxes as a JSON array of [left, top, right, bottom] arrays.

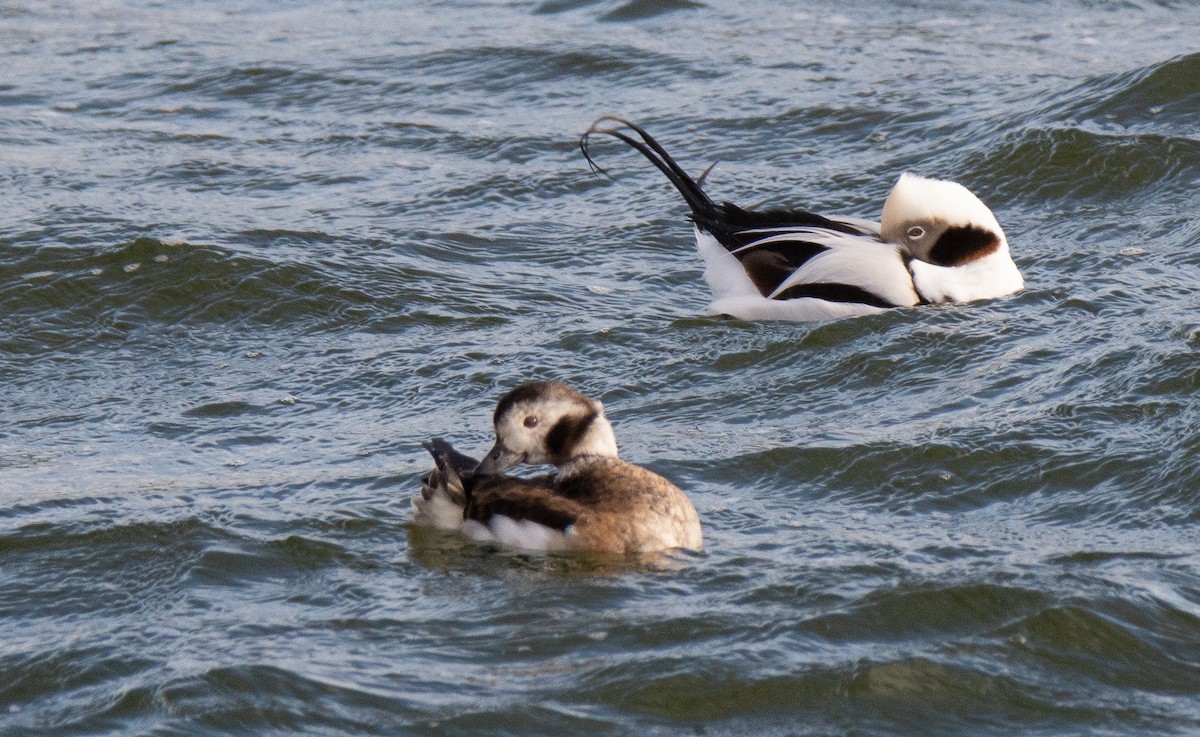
[[475, 380, 619, 474], [880, 173, 1008, 267]]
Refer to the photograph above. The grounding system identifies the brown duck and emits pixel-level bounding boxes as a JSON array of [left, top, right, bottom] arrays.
[[414, 381, 702, 554]]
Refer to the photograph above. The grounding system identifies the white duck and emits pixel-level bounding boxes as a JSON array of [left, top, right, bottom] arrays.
[[581, 116, 1023, 322]]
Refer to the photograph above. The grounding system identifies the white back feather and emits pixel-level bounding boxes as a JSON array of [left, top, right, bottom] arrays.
[[767, 233, 920, 307]]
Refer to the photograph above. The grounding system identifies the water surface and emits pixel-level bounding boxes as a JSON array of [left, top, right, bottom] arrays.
[[2, 1, 1200, 735]]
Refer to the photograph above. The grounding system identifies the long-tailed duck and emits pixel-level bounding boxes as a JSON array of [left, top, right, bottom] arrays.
[[414, 380, 702, 554], [580, 116, 1023, 322]]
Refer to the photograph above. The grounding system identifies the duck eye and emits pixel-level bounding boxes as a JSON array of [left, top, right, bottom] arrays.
[[908, 226, 926, 239], [523, 416, 538, 428]]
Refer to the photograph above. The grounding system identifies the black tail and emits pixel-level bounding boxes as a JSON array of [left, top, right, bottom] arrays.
[[421, 438, 481, 505], [422, 438, 480, 475], [580, 116, 719, 219], [581, 117, 867, 248]]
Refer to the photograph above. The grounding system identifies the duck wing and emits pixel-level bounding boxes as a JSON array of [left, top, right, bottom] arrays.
[[464, 475, 585, 533], [714, 216, 884, 298]]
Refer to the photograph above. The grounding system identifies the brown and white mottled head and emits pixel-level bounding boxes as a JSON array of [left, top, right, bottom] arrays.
[[475, 381, 619, 474], [880, 173, 1008, 267]]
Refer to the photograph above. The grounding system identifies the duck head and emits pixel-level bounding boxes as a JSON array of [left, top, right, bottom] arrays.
[[476, 380, 619, 474], [880, 172, 1008, 267]]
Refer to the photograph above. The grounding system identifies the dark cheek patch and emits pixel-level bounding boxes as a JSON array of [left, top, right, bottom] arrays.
[[545, 411, 596, 462], [929, 225, 1001, 267]]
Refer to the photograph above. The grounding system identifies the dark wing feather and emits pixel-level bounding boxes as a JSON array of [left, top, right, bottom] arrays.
[[727, 236, 830, 297], [464, 476, 585, 533], [724, 225, 907, 306], [774, 282, 901, 308], [697, 202, 869, 248], [424, 437, 583, 532]]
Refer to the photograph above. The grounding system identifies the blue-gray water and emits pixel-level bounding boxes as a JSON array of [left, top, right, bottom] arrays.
[[2, 1, 1199, 735]]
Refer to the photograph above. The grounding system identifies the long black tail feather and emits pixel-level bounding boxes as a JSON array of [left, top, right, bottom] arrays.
[[581, 116, 718, 218], [580, 117, 865, 244], [422, 438, 479, 476]]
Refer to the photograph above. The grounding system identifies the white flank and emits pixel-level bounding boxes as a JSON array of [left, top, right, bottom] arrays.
[[709, 295, 888, 322], [696, 228, 760, 301], [462, 515, 572, 552]]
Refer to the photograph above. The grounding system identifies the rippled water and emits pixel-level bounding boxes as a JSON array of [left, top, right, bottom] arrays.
[[3, 1, 1199, 735]]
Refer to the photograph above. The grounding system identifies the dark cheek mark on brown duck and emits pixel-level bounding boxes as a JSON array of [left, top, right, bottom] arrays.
[[545, 411, 597, 461]]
